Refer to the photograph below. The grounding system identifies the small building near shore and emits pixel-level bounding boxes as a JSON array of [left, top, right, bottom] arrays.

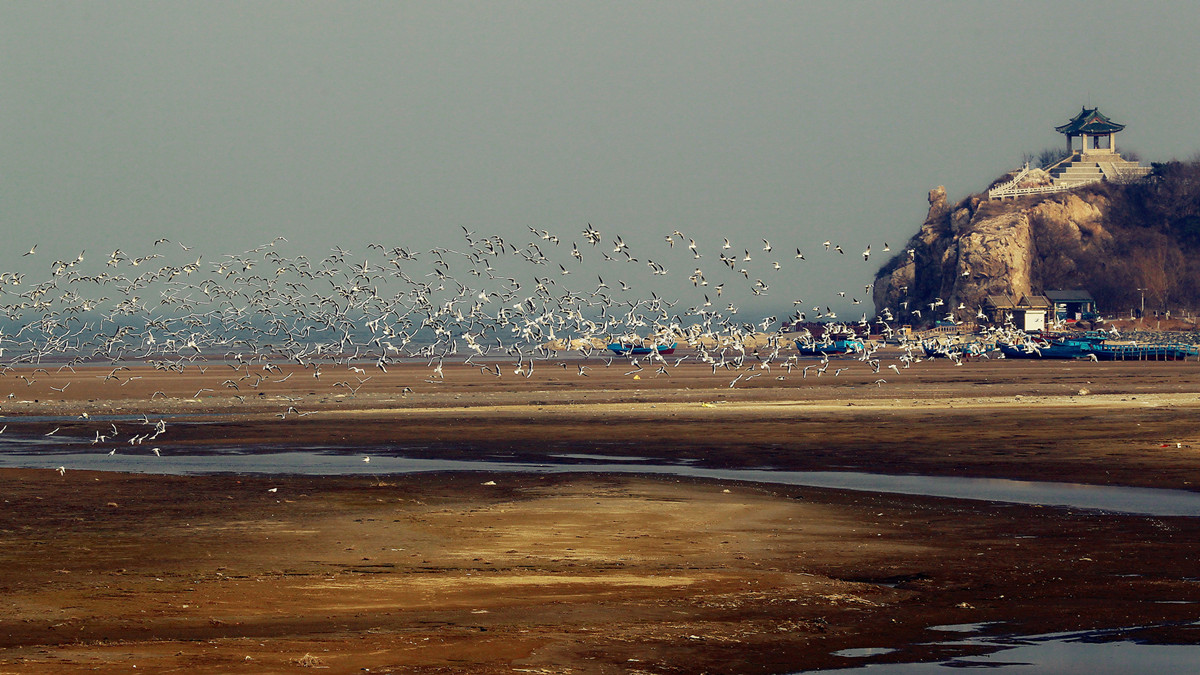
[[986, 294, 1053, 331], [1045, 290, 1097, 322]]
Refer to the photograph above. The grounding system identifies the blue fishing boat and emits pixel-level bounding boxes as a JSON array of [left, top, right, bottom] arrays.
[[999, 333, 1198, 361], [795, 337, 864, 356], [606, 342, 677, 356], [922, 338, 988, 359], [998, 336, 1096, 359]]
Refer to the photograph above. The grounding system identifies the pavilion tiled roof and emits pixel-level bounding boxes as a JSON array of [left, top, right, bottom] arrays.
[[1055, 107, 1125, 135]]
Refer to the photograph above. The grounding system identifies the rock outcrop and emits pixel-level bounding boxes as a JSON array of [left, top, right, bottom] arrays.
[[872, 182, 1112, 324]]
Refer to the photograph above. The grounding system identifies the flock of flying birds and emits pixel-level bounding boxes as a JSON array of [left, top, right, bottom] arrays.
[[0, 223, 1029, 457]]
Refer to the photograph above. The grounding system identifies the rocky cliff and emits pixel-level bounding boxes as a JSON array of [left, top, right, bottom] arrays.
[[872, 180, 1117, 324]]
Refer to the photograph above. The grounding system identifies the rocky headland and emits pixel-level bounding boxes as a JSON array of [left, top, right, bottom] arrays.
[[873, 159, 1200, 324]]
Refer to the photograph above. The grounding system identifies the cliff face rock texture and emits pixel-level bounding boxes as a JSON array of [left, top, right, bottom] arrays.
[[872, 185, 1111, 323]]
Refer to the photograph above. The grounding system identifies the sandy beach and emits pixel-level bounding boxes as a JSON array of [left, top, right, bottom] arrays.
[[3, 356, 1200, 672]]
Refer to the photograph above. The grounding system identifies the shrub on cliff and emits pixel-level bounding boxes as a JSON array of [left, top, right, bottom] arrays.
[[1097, 157, 1200, 310], [1112, 157, 1200, 247]]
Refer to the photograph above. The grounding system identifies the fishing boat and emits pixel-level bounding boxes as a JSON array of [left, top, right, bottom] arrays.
[[998, 331, 1099, 357], [998, 332, 1198, 361], [922, 336, 989, 359], [606, 342, 677, 356], [795, 337, 864, 356]]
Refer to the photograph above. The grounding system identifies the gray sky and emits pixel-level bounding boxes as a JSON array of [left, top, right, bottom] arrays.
[[4, 1, 1198, 317]]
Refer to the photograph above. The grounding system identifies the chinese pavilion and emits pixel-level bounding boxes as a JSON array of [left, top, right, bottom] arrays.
[[1055, 107, 1125, 157]]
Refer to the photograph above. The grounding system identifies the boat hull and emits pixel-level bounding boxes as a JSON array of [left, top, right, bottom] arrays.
[[999, 338, 1198, 361], [998, 341, 1092, 359], [606, 343, 677, 356], [795, 338, 863, 356]]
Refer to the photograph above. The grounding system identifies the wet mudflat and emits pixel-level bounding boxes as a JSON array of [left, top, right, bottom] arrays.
[[1, 357, 1200, 672]]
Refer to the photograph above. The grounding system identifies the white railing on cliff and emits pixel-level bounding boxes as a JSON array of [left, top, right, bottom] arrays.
[[986, 164, 1032, 199], [989, 175, 1104, 200], [989, 152, 1151, 200]]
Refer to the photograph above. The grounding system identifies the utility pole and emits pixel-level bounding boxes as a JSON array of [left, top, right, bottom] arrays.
[[1136, 288, 1146, 319]]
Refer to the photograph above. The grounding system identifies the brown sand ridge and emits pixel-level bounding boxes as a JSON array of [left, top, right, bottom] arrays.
[[2, 357, 1200, 672]]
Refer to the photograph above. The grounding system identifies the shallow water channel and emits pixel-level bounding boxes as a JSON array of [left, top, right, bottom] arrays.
[[6, 443, 1200, 517]]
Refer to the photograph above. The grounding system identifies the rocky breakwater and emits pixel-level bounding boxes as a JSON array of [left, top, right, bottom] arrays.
[[873, 176, 1111, 324]]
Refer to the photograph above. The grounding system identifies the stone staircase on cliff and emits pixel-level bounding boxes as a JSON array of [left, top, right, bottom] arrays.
[[989, 152, 1152, 200]]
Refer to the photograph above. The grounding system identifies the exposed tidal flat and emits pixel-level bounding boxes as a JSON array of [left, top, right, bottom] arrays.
[[3, 357, 1200, 672]]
